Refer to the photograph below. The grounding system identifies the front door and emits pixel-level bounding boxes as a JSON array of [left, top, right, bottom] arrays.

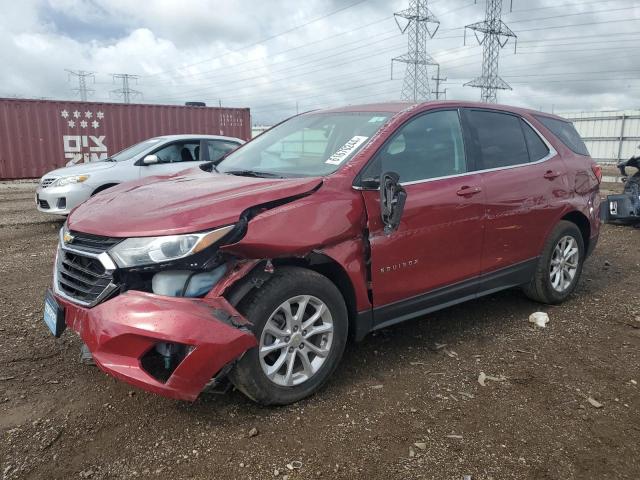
[[141, 139, 205, 177], [358, 110, 485, 325]]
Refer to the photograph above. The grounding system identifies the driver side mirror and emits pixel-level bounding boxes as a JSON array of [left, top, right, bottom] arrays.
[[380, 171, 407, 235], [142, 154, 159, 165]]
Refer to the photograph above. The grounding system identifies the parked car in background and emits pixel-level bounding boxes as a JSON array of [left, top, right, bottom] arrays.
[[43, 101, 601, 406], [35, 134, 243, 215]]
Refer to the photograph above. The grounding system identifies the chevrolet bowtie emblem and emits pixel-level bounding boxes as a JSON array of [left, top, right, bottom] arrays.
[[63, 232, 74, 244]]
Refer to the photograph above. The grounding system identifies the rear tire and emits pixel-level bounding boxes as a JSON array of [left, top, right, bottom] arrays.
[[229, 266, 348, 405], [523, 220, 585, 304]]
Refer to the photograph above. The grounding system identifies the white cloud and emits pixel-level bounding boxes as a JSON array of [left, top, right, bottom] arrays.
[[0, 0, 637, 123]]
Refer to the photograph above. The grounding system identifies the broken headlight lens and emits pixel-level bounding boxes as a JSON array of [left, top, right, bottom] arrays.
[[109, 225, 235, 268]]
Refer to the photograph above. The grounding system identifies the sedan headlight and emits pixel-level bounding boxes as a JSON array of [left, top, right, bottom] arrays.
[[54, 175, 90, 187], [109, 225, 235, 268]]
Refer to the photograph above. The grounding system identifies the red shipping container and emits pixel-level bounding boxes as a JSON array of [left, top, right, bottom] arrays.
[[0, 98, 251, 180]]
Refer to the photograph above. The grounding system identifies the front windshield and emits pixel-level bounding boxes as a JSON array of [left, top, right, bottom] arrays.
[[109, 138, 163, 161], [217, 112, 390, 177]]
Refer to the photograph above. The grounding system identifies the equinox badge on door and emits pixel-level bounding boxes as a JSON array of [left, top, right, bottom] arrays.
[[380, 259, 419, 273]]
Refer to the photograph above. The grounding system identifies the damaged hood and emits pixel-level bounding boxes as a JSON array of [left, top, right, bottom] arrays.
[[68, 168, 322, 237]]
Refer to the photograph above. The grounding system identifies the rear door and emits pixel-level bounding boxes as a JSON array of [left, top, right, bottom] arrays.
[[358, 109, 485, 319], [206, 139, 241, 163], [461, 108, 568, 275]]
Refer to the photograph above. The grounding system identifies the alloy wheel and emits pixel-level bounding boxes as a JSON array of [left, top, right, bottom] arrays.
[[259, 295, 334, 387], [549, 235, 579, 292]]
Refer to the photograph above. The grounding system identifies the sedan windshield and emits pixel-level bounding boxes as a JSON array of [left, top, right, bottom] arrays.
[[108, 138, 163, 162], [217, 112, 390, 177]]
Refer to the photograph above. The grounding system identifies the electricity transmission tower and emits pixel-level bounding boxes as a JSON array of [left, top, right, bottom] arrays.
[[432, 64, 447, 100], [464, 0, 517, 103], [66, 70, 95, 101], [111, 73, 142, 104], [391, 0, 440, 102]]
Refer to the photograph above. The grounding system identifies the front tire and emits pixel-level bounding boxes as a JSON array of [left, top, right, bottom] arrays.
[[229, 266, 348, 405], [523, 220, 585, 304]]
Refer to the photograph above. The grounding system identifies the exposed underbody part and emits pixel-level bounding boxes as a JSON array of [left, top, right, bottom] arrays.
[[602, 156, 640, 225]]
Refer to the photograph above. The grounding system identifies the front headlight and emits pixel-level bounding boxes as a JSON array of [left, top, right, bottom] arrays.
[[109, 225, 235, 268], [55, 175, 90, 187]]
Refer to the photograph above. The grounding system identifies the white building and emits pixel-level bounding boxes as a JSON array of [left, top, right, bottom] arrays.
[[560, 110, 640, 164]]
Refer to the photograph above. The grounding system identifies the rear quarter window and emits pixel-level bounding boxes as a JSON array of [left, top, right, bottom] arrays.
[[534, 115, 590, 156], [521, 120, 550, 162]]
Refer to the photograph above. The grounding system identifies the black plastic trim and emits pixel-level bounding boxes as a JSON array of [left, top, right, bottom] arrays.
[[354, 258, 538, 339]]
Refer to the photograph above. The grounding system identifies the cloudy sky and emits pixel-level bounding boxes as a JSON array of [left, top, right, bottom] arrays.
[[1, 0, 639, 124]]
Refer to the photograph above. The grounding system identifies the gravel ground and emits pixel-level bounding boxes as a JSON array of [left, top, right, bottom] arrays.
[[0, 181, 638, 480]]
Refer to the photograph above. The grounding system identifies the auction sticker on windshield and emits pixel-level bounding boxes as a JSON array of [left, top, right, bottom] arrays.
[[325, 136, 369, 166]]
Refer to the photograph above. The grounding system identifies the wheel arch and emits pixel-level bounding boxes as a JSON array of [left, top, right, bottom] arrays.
[[271, 255, 360, 342], [560, 210, 591, 254], [224, 255, 360, 342], [91, 183, 119, 196]]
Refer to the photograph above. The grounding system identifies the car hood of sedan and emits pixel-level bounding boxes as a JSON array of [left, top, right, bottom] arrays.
[[67, 168, 323, 237], [43, 161, 117, 179]]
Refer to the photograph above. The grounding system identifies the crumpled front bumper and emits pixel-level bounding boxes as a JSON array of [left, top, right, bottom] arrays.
[[56, 290, 257, 401]]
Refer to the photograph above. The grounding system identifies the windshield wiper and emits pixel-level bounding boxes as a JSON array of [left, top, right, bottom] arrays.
[[224, 169, 285, 179], [104, 157, 117, 162]]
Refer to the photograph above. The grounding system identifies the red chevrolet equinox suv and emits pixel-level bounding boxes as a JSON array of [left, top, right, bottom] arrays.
[[44, 101, 601, 405]]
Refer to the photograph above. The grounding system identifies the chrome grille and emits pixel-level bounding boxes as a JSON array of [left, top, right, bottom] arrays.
[[54, 230, 119, 307], [57, 251, 113, 305], [67, 231, 122, 255], [40, 177, 57, 188]]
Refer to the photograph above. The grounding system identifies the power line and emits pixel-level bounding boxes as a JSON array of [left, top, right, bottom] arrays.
[[145, 1, 475, 88], [151, 32, 587, 107], [65, 70, 95, 101], [518, 31, 640, 44], [144, 38, 407, 103], [516, 16, 640, 33], [507, 4, 638, 24], [111, 74, 142, 104], [143, 1, 631, 97], [145, 0, 371, 78], [464, 0, 517, 103]]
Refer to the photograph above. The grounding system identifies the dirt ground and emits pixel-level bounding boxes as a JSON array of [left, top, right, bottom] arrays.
[[0, 180, 638, 480]]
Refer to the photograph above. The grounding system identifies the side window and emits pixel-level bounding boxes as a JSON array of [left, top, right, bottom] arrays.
[[534, 115, 590, 156], [365, 110, 467, 183], [153, 141, 200, 163], [466, 110, 529, 169], [208, 140, 239, 162], [521, 120, 550, 162]]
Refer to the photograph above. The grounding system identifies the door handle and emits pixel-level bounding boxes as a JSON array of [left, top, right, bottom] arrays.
[[456, 185, 482, 196], [543, 170, 562, 180]]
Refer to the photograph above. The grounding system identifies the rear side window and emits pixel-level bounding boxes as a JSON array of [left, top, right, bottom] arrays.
[[521, 120, 550, 162], [465, 110, 529, 169], [534, 115, 590, 156], [208, 140, 238, 161]]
